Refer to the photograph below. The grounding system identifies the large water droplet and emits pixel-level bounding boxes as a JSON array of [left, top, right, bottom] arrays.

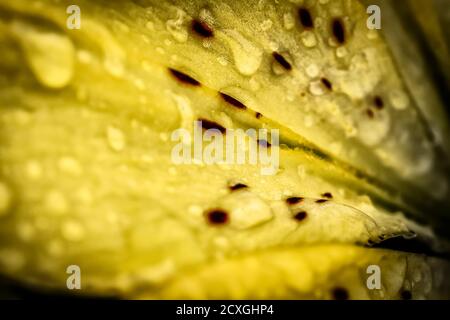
[[221, 30, 263, 76], [12, 21, 74, 89]]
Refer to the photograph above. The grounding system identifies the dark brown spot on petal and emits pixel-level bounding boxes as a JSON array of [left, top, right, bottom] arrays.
[[257, 139, 271, 148], [255, 112, 263, 119], [401, 290, 412, 300], [229, 183, 248, 191], [192, 19, 214, 38], [220, 92, 247, 109], [198, 118, 226, 133], [316, 199, 328, 204], [321, 78, 333, 90], [332, 287, 349, 300], [169, 68, 200, 86], [205, 209, 229, 225], [332, 18, 346, 44], [272, 52, 292, 71], [294, 211, 307, 221], [367, 109, 374, 119], [286, 197, 304, 205], [321, 192, 333, 199], [298, 8, 314, 29], [374, 96, 384, 110]]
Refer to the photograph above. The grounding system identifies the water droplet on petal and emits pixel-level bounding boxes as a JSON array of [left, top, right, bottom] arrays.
[[221, 30, 263, 76], [336, 47, 348, 58], [145, 21, 155, 31], [389, 90, 410, 110], [301, 31, 317, 48], [61, 220, 85, 242], [107, 126, 126, 152], [45, 190, 68, 215], [309, 80, 325, 96], [303, 115, 315, 128], [58, 157, 82, 176], [25, 160, 43, 179], [104, 57, 125, 77], [12, 22, 74, 88], [306, 64, 320, 78], [77, 49, 93, 64], [213, 236, 230, 250], [188, 205, 203, 217], [76, 187, 93, 205], [356, 109, 391, 146], [169, 92, 193, 131], [133, 78, 146, 91], [219, 191, 273, 229]]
